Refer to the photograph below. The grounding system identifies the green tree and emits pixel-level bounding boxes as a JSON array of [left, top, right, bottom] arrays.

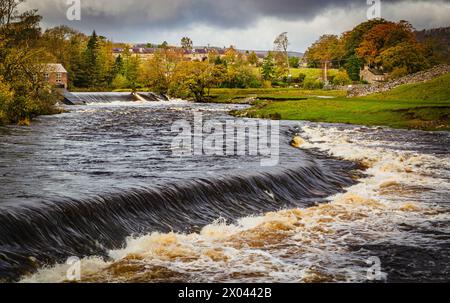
[[80, 30, 100, 87], [113, 54, 124, 76], [333, 70, 352, 86], [274, 32, 290, 76], [111, 74, 128, 89], [181, 37, 193, 50], [261, 53, 276, 81], [124, 54, 140, 90], [247, 51, 259, 66], [170, 61, 225, 102], [0, 0, 58, 125], [345, 54, 361, 81], [158, 41, 169, 49], [289, 56, 300, 68], [380, 41, 427, 74], [140, 48, 183, 94]]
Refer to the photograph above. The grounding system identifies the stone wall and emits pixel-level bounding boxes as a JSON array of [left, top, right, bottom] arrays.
[[348, 64, 450, 97]]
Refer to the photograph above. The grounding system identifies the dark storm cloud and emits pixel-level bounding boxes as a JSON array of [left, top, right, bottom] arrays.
[[22, 0, 450, 49], [26, 0, 433, 31]]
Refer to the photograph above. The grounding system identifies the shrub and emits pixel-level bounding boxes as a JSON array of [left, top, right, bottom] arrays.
[[262, 80, 272, 88], [222, 66, 262, 88], [111, 74, 129, 89], [333, 70, 352, 86], [303, 79, 324, 89], [389, 67, 409, 80], [296, 73, 306, 84]]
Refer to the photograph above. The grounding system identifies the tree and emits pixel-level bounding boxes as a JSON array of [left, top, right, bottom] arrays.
[[170, 61, 225, 102], [181, 37, 193, 50], [261, 53, 276, 81], [273, 51, 288, 79], [356, 21, 421, 69], [333, 70, 352, 86], [79, 30, 100, 87], [305, 35, 344, 67], [113, 54, 124, 77], [0, 0, 57, 125], [342, 19, 388, 59], [0, 0, 24, 26], [224, 46, 238, 64], [222, 65, 261, 88], [345, 54, 362, 81], [247, 51, 259, 66], [289, 56, 300, 68], [140, 48, 183, 94], [124, 54, 140, 90], [40, 26, 88, 88], [158, 41, 169, 49], [380, 41, 427, 74], [97, 37, 115, 86], [111, 74, 128, 89], [274, 32, 290, 76]]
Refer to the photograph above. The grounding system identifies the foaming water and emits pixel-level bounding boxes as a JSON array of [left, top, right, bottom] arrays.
[[0, 101, 358, 281], [19, 122, 450, 283]]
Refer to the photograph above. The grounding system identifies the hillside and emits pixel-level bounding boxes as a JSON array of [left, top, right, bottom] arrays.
[[366, 73, 450, 102], [349, 65, 450, 97]]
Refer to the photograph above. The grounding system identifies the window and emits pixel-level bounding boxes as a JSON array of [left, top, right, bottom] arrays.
[[56, 73, 62, 83], [44, 73, 49, 81]]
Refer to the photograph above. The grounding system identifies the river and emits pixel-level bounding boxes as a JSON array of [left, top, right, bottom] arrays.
[[0, 94, 449, 282]]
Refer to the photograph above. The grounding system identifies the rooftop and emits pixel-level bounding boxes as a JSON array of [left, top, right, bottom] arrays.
[[43, 64, 67, 73]]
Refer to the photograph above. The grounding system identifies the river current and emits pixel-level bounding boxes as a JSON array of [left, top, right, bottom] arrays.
[[0, 94, 448, 282]]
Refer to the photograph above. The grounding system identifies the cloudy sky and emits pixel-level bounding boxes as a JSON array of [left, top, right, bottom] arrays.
[[23, 0, 450, 52]]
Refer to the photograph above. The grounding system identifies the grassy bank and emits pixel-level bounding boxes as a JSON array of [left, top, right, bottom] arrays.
[[229, 74, 450, 131], [209, 88, 346, 103], [251, 67, 338, 80]]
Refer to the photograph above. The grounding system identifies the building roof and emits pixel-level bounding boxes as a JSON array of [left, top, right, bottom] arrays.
[[44, 64, 67, 73], [369, 68, 385, 76], [193, 48, 208, 54]]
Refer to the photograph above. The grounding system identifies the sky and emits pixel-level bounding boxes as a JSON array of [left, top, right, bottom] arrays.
[[23, 0, 450, 52]]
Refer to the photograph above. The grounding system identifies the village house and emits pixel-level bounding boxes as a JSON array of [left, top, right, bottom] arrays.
[[360, 65, 389, 84], [184, 48, 209, 61], [113, 47, 156, 60], [43, 64, 68, 89]]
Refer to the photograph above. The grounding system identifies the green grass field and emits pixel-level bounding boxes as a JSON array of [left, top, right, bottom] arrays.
[[209, 88, 346, 103], [251, 67, 338, 80], [229, 73, 450, 131]]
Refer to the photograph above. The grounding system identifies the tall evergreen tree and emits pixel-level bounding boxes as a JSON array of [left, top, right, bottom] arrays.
[[82, 30, 100, 87]]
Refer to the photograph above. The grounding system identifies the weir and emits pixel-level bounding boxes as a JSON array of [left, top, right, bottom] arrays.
[[0, 165, 356, 281], [59, 90, 169, 105]]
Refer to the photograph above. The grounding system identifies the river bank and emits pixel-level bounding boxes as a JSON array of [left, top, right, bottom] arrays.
[[222, 73, 450, 131]]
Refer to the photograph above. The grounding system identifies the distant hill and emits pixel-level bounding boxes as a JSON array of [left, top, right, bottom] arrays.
[[415, 27, 450, 46], [415, 27, 450, 63], [242, 50, 303, 58]]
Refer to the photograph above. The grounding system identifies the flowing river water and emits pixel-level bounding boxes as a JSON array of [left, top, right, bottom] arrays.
[[0, 94, 449, 282]]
